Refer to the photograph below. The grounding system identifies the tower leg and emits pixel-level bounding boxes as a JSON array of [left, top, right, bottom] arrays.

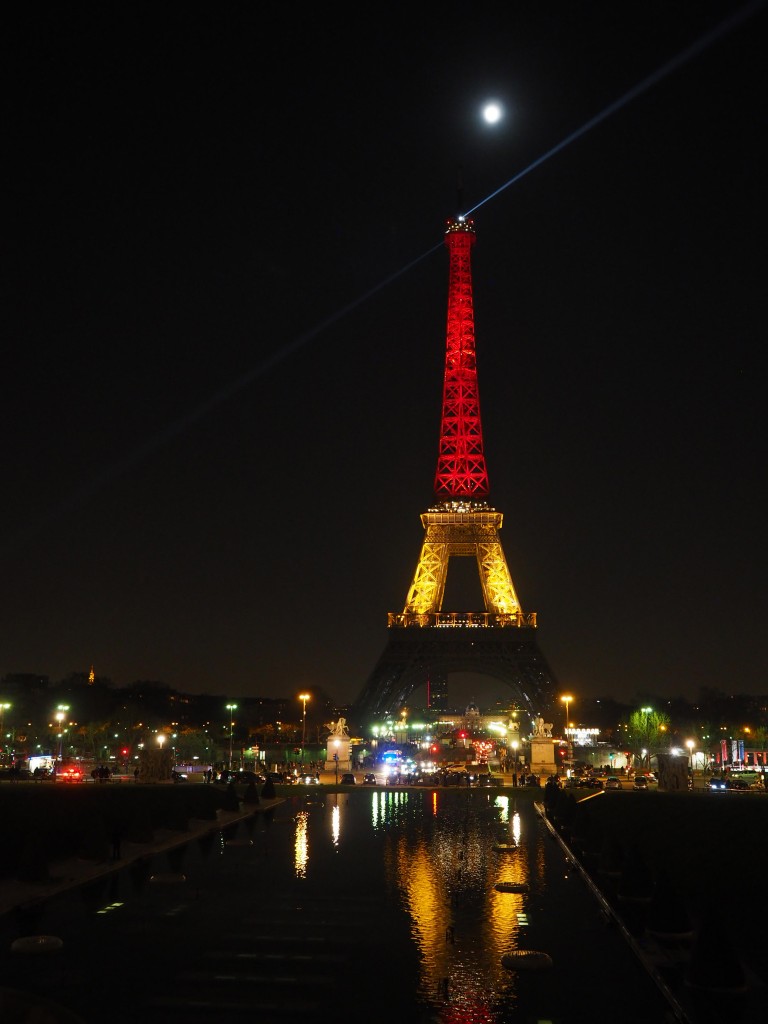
[[353, 626, 557, 722]]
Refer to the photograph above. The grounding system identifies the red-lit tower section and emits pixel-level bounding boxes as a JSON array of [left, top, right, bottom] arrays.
[[434, 217, 489, 498]]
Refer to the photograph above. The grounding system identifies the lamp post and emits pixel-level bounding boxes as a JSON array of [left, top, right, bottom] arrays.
[[511, 739, 519, 788], [686, 739, 695, 786], [226, 704, 238, 770], [299, 693, 310, 764], [560, 694, 573, 739], [55, 704, 70, 764], [0, 702, 10, 750], [641, 707, 653, 770]]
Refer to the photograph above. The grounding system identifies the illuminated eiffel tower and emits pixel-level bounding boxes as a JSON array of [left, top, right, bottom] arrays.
[[353, 213, 558, 724]]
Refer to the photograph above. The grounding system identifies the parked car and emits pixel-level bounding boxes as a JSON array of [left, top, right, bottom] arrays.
[[297, 774, 320, 785], [725, 777, 751, 791], [58, 764, 84, 783], [231, 771, 265, 785], [604, 776, 622, 790], [266, 771, 293, 785], [340, 773, 356, 785], [442, 771, 468, 786]]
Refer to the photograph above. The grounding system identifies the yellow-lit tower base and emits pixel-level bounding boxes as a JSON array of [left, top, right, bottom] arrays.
[[397, 500, 532, 626]]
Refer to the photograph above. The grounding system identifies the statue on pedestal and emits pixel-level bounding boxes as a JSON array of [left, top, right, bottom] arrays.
[[532, 717, 553, 739], [324, 717, 351, 771]]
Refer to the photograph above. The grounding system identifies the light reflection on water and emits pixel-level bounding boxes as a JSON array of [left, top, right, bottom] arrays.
[[294, 809, 308, 877], [331, 801, 340, 847], [301, 788, 535, 1021], [281, 788, 676, 1023], [386, 790, 525, 1018]]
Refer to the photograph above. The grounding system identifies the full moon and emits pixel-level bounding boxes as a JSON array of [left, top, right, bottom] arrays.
[[482, 102, 503, 125]]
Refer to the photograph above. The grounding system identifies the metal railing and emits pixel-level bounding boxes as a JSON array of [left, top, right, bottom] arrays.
[[388, 610, 537, 628]]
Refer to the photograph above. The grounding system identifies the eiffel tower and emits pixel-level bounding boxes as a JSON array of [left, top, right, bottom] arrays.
[[353, 213, 558, 724]]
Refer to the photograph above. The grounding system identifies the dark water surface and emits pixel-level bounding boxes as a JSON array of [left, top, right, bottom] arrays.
[[0, 788, 680, 1023]]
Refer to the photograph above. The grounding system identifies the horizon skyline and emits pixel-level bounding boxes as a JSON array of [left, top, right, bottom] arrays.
[[2, 666, 764, 720]]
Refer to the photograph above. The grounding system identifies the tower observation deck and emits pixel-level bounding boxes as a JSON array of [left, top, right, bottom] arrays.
[[352, 216, 558, 725]]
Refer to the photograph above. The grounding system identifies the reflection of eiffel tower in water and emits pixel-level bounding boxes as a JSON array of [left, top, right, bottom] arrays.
[[353, 213, 558, 723]]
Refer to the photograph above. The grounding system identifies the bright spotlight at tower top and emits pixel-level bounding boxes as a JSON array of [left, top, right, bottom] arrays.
[[481, 101, 504, 125]]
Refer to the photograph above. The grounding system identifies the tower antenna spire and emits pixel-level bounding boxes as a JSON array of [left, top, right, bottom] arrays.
[[456, 164, 465, 218]]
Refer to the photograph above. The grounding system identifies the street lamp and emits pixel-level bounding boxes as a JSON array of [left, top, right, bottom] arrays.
[[511, 739, 519, 788], [686, 739, 695, 775], [641, 707, 653, 769], [299, 693, 310, 763], [55, 704, 70, 763], [226, 704, 238, 770], [0, 702, 10, 745], [560, 694, 573, 738]]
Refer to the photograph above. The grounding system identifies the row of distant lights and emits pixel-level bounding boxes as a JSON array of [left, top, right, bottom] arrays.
[[427, 500, 493, 513]]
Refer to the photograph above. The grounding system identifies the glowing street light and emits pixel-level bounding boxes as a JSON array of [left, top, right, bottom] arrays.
[[560, 694, 573, 737], [55, 704, 70, 763], [640, 707, 654, 769], [0, 702, 10, 741], [299, 693, 310, 762], [226, 704, 238, 770]]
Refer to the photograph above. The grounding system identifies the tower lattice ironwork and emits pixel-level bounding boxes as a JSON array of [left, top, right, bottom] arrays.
[[353, 215, 558, 725]]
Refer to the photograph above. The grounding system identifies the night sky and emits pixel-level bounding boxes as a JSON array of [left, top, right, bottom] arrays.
[[3, 2, 766, 710]]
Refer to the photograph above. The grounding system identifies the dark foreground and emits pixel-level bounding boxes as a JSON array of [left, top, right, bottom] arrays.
[[0, 783, 766, 1024]]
